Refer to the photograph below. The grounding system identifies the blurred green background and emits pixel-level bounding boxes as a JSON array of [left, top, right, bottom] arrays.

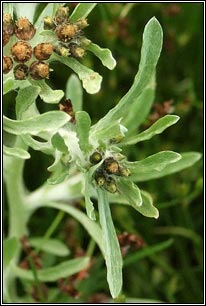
[[4, 3, 203, 303]]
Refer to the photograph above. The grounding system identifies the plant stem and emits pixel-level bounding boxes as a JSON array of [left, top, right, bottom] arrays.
[[4, 138, 29, 239], [86, 239, 96, 257], [35, 210, 65, 254], [4, 137, 29, 301]]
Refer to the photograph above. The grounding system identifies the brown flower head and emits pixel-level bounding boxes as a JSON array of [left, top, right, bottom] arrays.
[[11, 41, 32, 63], [29, 61, 50, 80], [3, 56, 13, 74], [34, 43, 53, 60], [14, 64, 29, 80], [15, 17, 36, 40]]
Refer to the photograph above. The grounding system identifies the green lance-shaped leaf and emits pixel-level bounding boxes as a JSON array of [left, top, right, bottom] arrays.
[[3, 111, 71, 136], [3, 237, 19, 269], [29, 237, 70, 257], [137, 190, 159, 218], [97, 189, 123, 298], [30, 80, 64, 104], [125, 151, 182, 181], [66, 74, 83, 112], [122, 115, 180, 146], [130, 152, 201, 181], [43, 201, 103, 253], [91, 119, 127, 145], [117, 178, 142, 208], [122, 77, 156, 134], [83, 173, 96, 221], [51, 53, 102, 94], [13, 257, 90, 282], [69, 3, 97, 22], [76, 111, 92, 153], [3, 145, 30, 159], [85, 41, 116, 70], [92, 17, 163, 133], [16, 86, 40, 120]]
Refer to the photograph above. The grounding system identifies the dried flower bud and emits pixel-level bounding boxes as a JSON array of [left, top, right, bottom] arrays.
[[90, 152, 102, 164], [44, 16, 55, 30], [103, 177, 117, 193], [3, 56, 13, 74], [56, 23, 79, 42], [117, 166, 131, 177], [70, 44, 85, 58], [14, 64, 29, 80], [3, 13, 14, 35], [11, 41, 32, 63], [75, 19, 89, 30], [3, 31, 10, 46], [34, 43, 53, 60], [15, 17, 36, 40], [95, 169, 106, 187], [103, 157, 119, 175], [54, 45, 70, 57], [29, 61, 50, 80], [54, 6, 69, 24]]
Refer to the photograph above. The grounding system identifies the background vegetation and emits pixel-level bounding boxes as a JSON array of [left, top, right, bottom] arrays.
[[4, 3, 203, 303]]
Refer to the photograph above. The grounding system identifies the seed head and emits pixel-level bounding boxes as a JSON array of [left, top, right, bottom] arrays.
[[103, 177, 117, 193], [44, 16, 55, 30], [14, 64, 29, 80], [54, 6, 69, 24], [29, 61, 50, 80], [3, 31, 10, 46], [15, 17, 36, 40], [3, 56, 13, 74], [117, 166, 131, 177], [103, 157, 119, 175], [75, 19, 89, 30], [3, 13, 14, 35], [70, 45, 85, 58], [56, 23, 79, 42], [54, 45, 70, 57], [11, 41, 32, 63], [33, 43, 53, 60], [95, 168, 106, 187], [89, 152, 102, 164]]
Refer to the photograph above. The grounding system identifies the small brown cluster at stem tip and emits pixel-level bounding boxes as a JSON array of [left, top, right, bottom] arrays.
[[3, 56, 13, 74], [14, 64, 29, 80], [90, 154, 130, 194], [3, 13, 52, 81], [33, 43, 53, 60], [3, 5, 89, 79], [44, 5, 88, 59], [15, 17, 36, 40], [11, 41, 32, 63], [29, 61, 50, 80]]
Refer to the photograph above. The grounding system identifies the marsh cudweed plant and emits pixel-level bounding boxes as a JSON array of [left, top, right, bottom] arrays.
[[3, 3, 201, 302]]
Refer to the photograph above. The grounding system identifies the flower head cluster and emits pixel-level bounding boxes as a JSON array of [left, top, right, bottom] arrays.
[[3, 6, 89, 81], [44, 5, 89, 58], [90, 152, 130, 193], [3, 13, 52, 80]]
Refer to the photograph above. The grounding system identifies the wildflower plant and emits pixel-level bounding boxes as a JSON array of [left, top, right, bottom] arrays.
[[3, 3, 201, 302]]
